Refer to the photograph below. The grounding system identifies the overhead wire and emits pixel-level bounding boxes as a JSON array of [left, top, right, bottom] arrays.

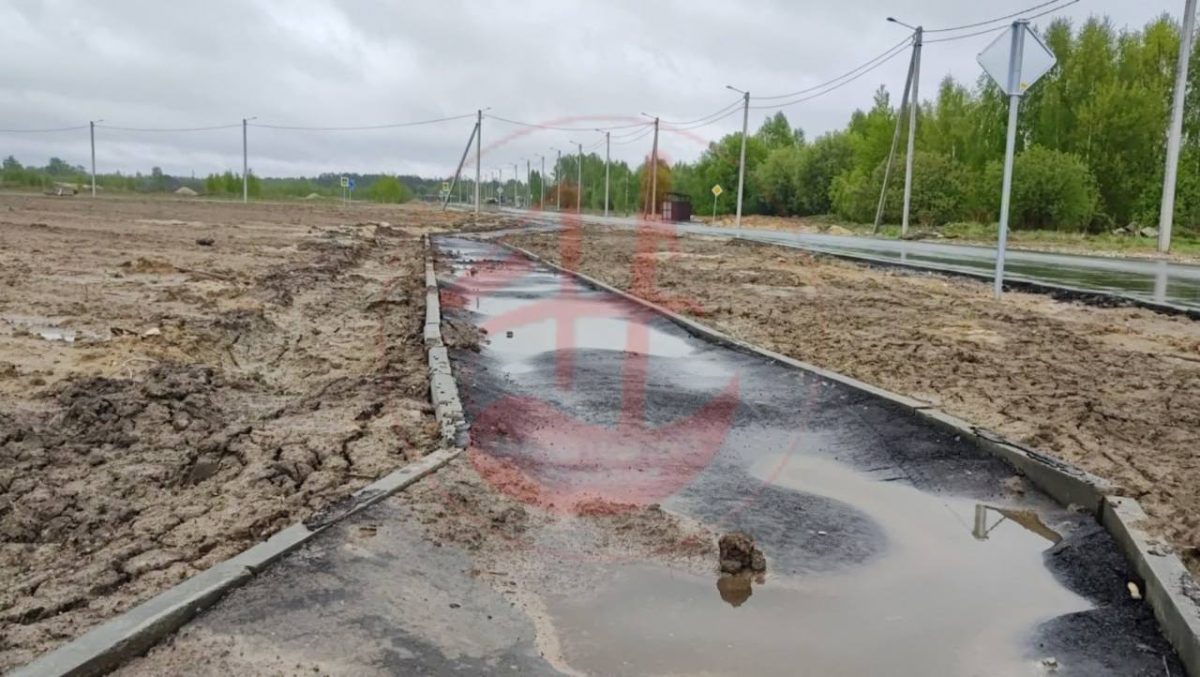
[[754, 35, 912, 101], [98, 123, 242, 132], [253, 112, 476, 131], [484, 114, 648, 132], [749, 43, 911, 110], [924, 0, 1067, 33], [0, 124, 89, 133]]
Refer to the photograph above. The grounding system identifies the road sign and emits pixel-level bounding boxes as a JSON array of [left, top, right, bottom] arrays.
[[441, 181, 451, 193], [978, 23, 1056, 96], [339, 176, 349, 188], [711, 184, 723, 197], [347, 178, 355, 190]]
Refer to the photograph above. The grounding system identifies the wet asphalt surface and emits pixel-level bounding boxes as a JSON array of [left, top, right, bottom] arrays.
[[117, 234, 1182, 676], [498, 207, 1200, 312]]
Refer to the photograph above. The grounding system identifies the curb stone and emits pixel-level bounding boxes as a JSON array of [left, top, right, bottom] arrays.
[[12, 236, 466, 677], [497, 239, 1200, 677]]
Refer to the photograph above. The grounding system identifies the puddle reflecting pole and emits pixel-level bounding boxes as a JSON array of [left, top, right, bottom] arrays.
[[994, 22, 1025, 300]]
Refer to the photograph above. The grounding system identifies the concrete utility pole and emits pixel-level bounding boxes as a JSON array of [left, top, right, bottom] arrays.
[[597, 129, 611, 217], [1159, 0, 1198, 253], [641, 113, 660, 218], [889, 17, 923, 236], [241, 117, 256, 203], [552, 147, 562, 211], [726, 86, 751, 228], [574, 142, 583, 214], [874, 48, 917, 233], [538, 154, 545, 208], [525, 158, 531, 208], [89, 120, 101, 197], [475, 109, 482, 215], [512, 162, 519, 207]]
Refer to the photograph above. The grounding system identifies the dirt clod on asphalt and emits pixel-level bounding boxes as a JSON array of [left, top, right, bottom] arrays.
[[506, 226, 1200, 579], [0, 196, 480, 670], [718, 531, 766, 575]]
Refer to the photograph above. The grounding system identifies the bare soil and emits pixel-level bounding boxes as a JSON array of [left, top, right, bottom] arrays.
[[0, 195, 480, 670], [505, 226, 1200, 578]]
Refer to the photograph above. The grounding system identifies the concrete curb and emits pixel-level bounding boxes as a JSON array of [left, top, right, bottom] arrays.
[[12, 237, 466, 677], [498, 240, 1200, 676], [423, 235, 468, 447]]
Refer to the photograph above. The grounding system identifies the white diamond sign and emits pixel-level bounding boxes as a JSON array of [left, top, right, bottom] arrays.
[[977, 23, 1057, 96]]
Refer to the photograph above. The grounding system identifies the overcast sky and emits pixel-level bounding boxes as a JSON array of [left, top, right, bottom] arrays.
[[0, 0, 1181, 180]]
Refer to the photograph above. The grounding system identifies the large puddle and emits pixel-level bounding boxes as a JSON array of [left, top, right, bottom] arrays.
[[437, 236, 1168, 676]]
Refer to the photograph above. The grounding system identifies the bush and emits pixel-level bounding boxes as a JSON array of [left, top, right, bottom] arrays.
[[367, 175, 413, 204], [982, 145, 1098, 231], [832, 151, 976, 226]]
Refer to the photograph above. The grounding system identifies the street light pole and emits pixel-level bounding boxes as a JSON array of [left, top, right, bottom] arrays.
[[512, 162, 519, 208], [889, 17, 923, 237], [1159, 0, 1198, 253], [525, 158, 531, 208], [597, 129, 611, 217], [538, 154, 546, 208], [727, 86, 751, 228]]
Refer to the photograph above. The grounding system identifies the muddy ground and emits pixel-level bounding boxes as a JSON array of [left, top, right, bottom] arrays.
[[506, 226, 1200, 578], [0, 195, 500, 670]]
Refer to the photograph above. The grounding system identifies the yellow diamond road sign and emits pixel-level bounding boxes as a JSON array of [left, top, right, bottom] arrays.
[[711, 184, 723, 197]]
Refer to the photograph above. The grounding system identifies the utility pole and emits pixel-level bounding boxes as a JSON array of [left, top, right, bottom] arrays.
[[1159, 0, 1197, 253], [874, 48, 917, 233], [241, 117, 256, 203], [889, 17, 922, 236], [89, 120, 101, 197], [641, 113, 660, 218], [575, 142, 583, 214], [552, 147, 562, 211], [512, 162, 519, 208], [475, 109, 482, 215], [538, 154, 545, 208], [525, 158, 531, 208], [726, 86, 751, 228], [600, 130, 611, 216]]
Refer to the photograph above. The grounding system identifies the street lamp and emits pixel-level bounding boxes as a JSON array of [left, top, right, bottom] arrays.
[[242, 116, 257, 203], [89, 119, 104, 197]]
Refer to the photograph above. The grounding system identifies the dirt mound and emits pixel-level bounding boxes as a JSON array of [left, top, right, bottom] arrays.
[[120, 257, 177, 274]]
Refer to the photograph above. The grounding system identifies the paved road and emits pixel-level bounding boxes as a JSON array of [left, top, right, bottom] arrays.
[[493, 206, 1200, 313], [119, 236, 1181, 676]]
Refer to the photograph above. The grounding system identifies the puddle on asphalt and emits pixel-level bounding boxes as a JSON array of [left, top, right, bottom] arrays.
[[544, 454, 1087, 677]]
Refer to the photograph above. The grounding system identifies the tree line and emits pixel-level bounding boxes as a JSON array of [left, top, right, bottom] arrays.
[[659, 13, 1200, 235]]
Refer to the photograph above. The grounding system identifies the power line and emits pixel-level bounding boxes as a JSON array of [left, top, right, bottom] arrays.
[[484, 114, 647, 132], [612, 126, 656, 145], [253, 113, 476, 131], [98, 123, 242, 132], [750, 44, 911, 110], [925, 0, 1067, 33], [0, 124, 89, 133], [663, 105, 744, 131], [656, 98, 743, 126], [754, 36, 912, 101], [924, 0, 1078, 44]]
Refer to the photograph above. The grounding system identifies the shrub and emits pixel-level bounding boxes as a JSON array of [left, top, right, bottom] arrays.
[[982, 145, 1099, 231]]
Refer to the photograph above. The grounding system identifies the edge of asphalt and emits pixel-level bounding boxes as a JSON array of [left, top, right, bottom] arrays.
[[11, 235, 469, 677], [497, 239, 1200, 677]]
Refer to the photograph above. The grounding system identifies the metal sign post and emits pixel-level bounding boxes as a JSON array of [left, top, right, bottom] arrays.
[[978, 20, 1056, 299], [711, 184, 723, 222]]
